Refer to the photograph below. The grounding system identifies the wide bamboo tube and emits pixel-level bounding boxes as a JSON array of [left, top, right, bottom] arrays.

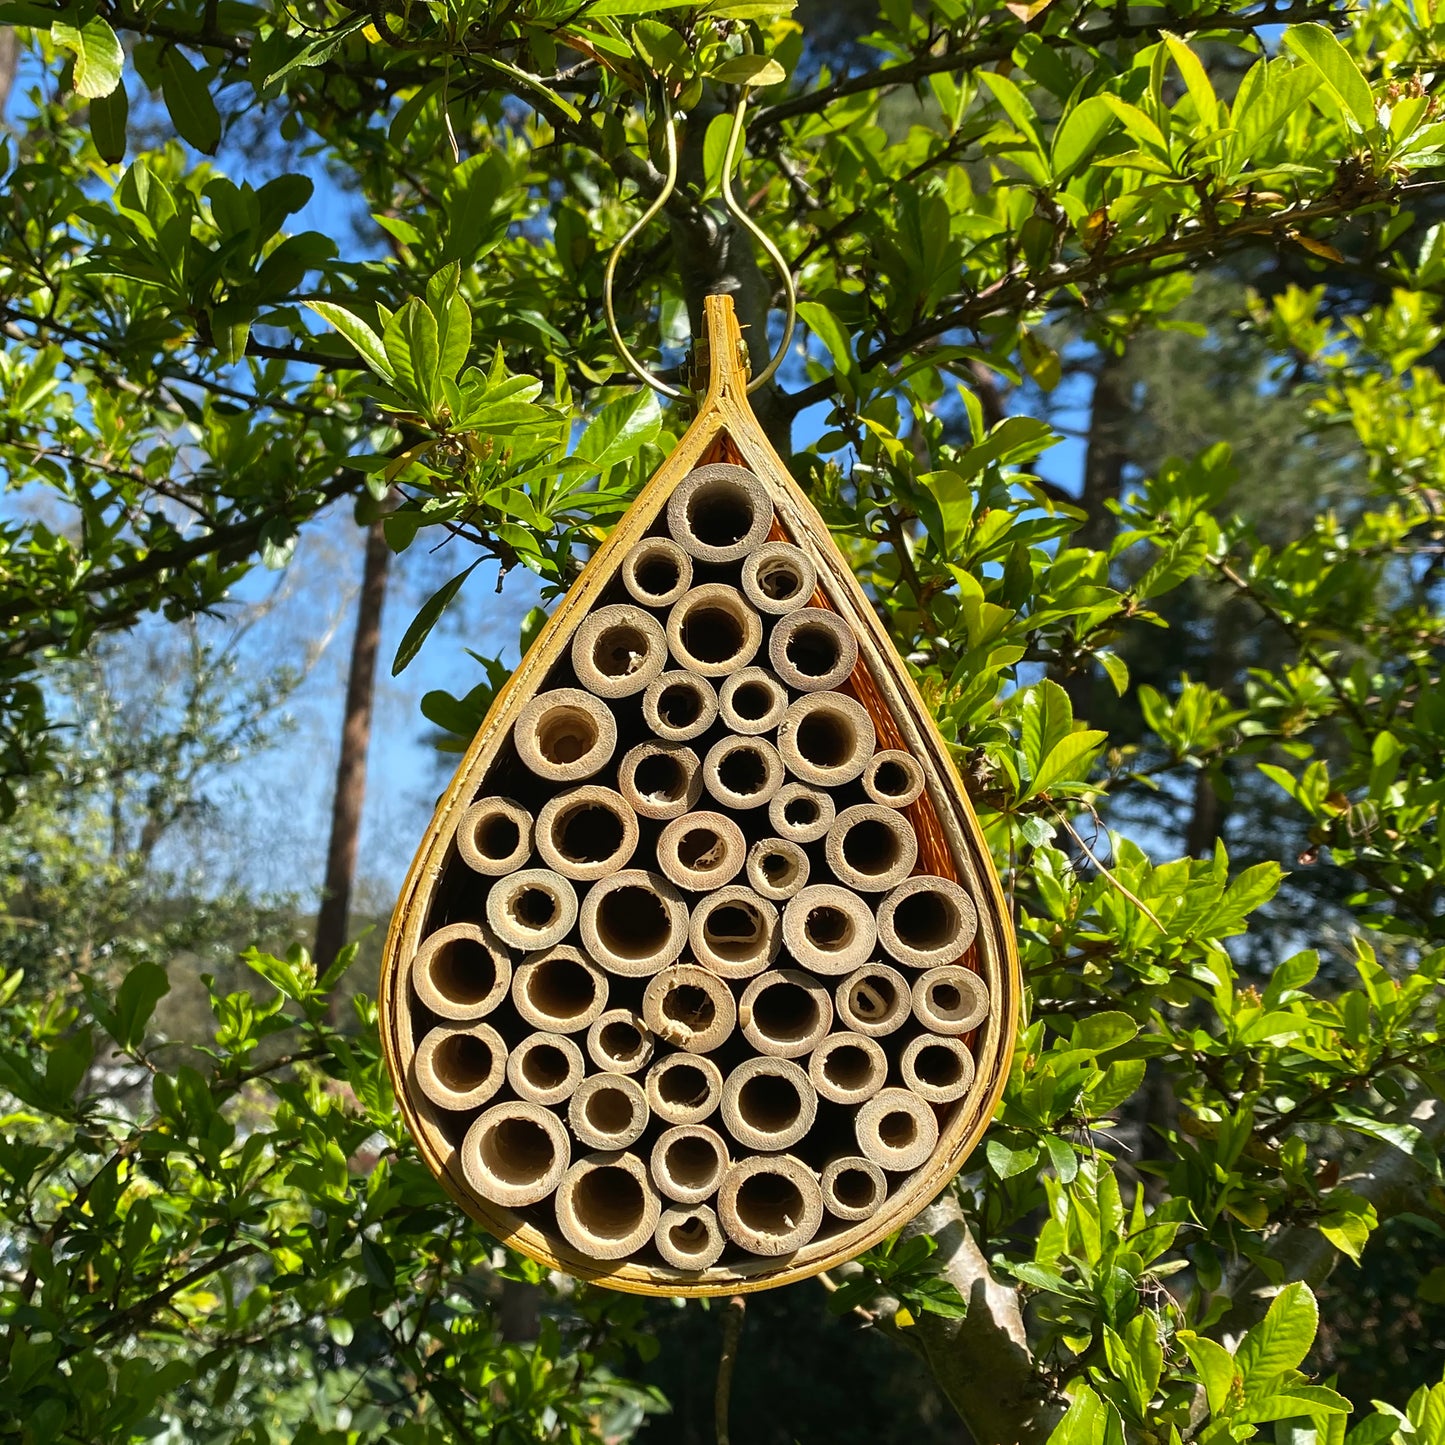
[[745, 837, 809, 901], [666, 584, 763, 677], [485, 868, 578, 952], [646, 1052, 723, 1126], [655, 811, 746, 892], [820, 1156, 887, 1222], [717, 1155, 823, 1257], [739, 540, 817, 616], [568, 1072, 650, 1150], [824, 804, 919, 892], [506, 1031, 585, 1106], [861, 749, 926, 809], [738, 969, 833, 1058], [579, 869, 689, 976], [622, 536, 693, 608], [689, 885, 781, 979], [642, 965, 737, 1053], [666, 463, 774, 563], [617, 740, 704, 820], [655, 1204, 727, 1270], [410, 922, 512, 1021], [514, 688, 617, 783], [703, 734, 785, 811], [718, 667, 789, 735], [570, 603, 668, 698], [649, 1123, 729, 1204], [767, 782, 835, 845], [641, 671, 718, 743], [512, 945, 609, 1033], [910, 965, 990, 1035], [456, 796, 532, 876], [834, 962, 912, 1037], [776, 692, 876, 787], [877, 875, 980, 969], [767, 608, 859, 693], [855, 1088, 940, 1172], [461, 1101, 571, 1208], [535, 785, 639, 881], [781, 885, 877, 976], [807, 1031, 888, 1105], [900, 1033, 976, 1103], [555, 1149, 661, 1261], [586, 1008, 655, 1075], [720, 1056, 817, 1152], [413, 1022, 507, 1112]]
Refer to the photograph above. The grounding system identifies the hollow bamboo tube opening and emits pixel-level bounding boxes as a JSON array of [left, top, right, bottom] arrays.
[[410, 922, 512, 1021], [506, 1031, 585, 1106], [617, 741, 703, 821], [568, 1072, 650, 1150], [535, 785, 639, 881], [717, 1155, 824, 1257], [718, 667, 789, 736], [855, 1087, 940, 1172], [645, 1052, 723, 1125], [655, 1204, 726, 1271], [641, 672, 718, 744], [513, 946, 608, 1034], [622, 536, 693, 608], [485, 868, 578, 952], [666, 584, 763, 677], [413, 1022, 507, 1112], [586, 1008, 655, 1075], [878, 876, 980, 969], [910, 965, 990, 1035], [579, 869, 689, 977], [740, 541, 817, 616], [824, 804, 919, 892], [767, 782, 835, 845], [835, 962, 912, 1037], [862, 749, 927, 809], [688, 885, 781, 979], [807, 1031, 888, 1105], [739, 969, 834, 1059], [768, 608, 859, 693], [456, 796, 532, 877], [745, 837, 810, 902], [649, 1124, 729, 1204], [642, 964, 737, 1053], [703, 735, 784, 811], [570, 603, 668, 699], [721, 1056, 817, 1152], [900, 1032, 976, 1103], [781, 885, 877, 976], [555, 1150, 661, 1261], [514, 688, 617, 783], [666, 463, 774, 564], [820, 1156, 887, 1222], [655, 811, 746, 892], [776, 692, 876, 787], [461, 1101, 570, 1208]]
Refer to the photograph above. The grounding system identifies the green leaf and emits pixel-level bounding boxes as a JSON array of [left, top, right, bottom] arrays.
[[1237, 1282, 1318, 1392], [306, 302, 394, 380], [1052, 95, 1116, 179], [89, 84, 129, 163], [586, 0, 707, 13], [712, 53, 787, 86], [385, 298, 441, 407], [113, 961, 170, 1050], [159, 50, 222, 154], [1334, 1107, 1444, 1179], [576, 389, 661, 471], [1020, 678, 1075, 781], [1178, 1332, 1238, 1416], [1283, 24, 1377, 132], [1163, 33, 1219, 133], [1031, 730, 1106, 797], [53, 18, 124, 99], [393, 561, 482, 675]]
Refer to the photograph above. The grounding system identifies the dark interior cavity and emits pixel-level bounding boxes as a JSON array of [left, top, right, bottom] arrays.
[[593, 624, 651, 678], [757, 559, 802, 601], [677, 827, 726, 872], [599, 1019, 644, 1062], [584, 1085, 636, 1136], [894, 889, 958, 950], [658, 1062, 710, 1109], [874, 759, 912, 797], [785, 622, 841, 679], [704, 902, 765, 962], [596, 886, 670, 959], [822, 1043, 872, 1091], [879, 1110, 917, 1150], [573, 1165, 644, 1239], [933, 983, 961, 1012], [635, 553, 680, 598], [805, 905, 853, 951], [480, 1116, 554, 1184], [737, 1072, 802, 1133], [732, 681, 773, 720], [783, 796, 818, 827], [717, 746, 768, 797], [661, 983, 716, 1031], [634, 752, 687, 803], [796, 710, 853, 768], [664, 1135, 720, 1189], [842, 818, 903, 876], [833, 1167, 876, 1210], [510, 887, 558, 930], [849, 973, 896, 1021], [434, 1032, 496, 1091], [751, 979, 819, 1044], [687, 482, 755, 548], [915, 1043, 964, 1087], [474, 812, 521, 861], [428, 937, 498, 1005], [657, 683, 702, 729], [527, 956, 597, 1020], [536, 708, 596, 765], [669, 1217, 710, 1253], [735, 1171, 803, 1235], [521, 1043, 569, 1090], [557, 802, 625, 864], [681, 605, 745, 665], [760, 851, 794, 885]]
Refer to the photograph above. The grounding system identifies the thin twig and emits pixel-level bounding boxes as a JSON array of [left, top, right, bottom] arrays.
[[1057, 813, 1165, 933], [715, 1294, 747, 1445]]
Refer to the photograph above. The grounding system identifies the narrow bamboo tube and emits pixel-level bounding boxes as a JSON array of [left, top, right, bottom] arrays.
[[456, 796, 532, 876], [514, 688, 617, 783], [718, 667, 789, 736], [555, 1149, 661, 1261], [666, 584, 763, 677], [413, 1022, 507, 1112], [655, 811, 746, 892], [666, 462, 774, 563], [861, 749, 926, 809], [717, 1155, 824, 1257], [641, 671, 718, 744], [461, 1101, 570, 1208], [820, 1156, 888, 1222], [535, 785, 639, 881], [745, 837, 810, 901], [642, 965, 737, 1053], [834, 962, 912, 1037], [485, 868, 578, 952], [649, 1123, 729, 1204], [622, 535, 693, 608], [721, 1056, 817, 1152], [513, 945, 609, 1033], [910, 965, 990, 1035], [506, 1031, 585, 1106], [688, 885, 781, 979], [739, 540, 817, 616], [878, 875, 980, 969], [586, 1008, 655, 1075], [410, 922, 512, 1021], [568, 1072, 650, 1150], [900, 1033, 976, 1103], [824, 804, 919, 892], [617, 740, 704, 820], [767, 608, 859, 693], [767, 782, 835, 845], [703, 734, 784, 810], [738, 969, 834, 1058], [855, 1088, 940, 1172], [645, 1052, 724, 1125], [655, 1204, 726, 1270], [579, 869, 689, 977], [776, 692, 876, 787], [807, 1031, 888, 1105], [570, 603, 668, 699], [781, 885, 877, 976]]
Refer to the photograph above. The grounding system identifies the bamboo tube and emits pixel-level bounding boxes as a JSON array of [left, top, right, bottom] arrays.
[[568, 1072, 650, 1150], [654, 1205, 726, 1270], [745, 837, 809, 901], [655, 811, 746, 892], [767, 782, 834, 845], [666, 584, 763, 677], [877, 875, 980, 968], [739, 540, 817, 616], [824, 804, 919, 892], [413, 1022, 507, 1112], [535, 785, 639, 881], [738, 969, 834, 1058], [617, 741, 703, 821], [807, 1031, 888, 1105], [456, 796, 532, 876], [555, 1149, 661, 1261], [579, 869, 689, 976], [703, 734, 784, 810], [506, 1031, 585, 1106], [767, 608, 859, 693], [586, 1008, 655, 1075], [666, 462, 774, 564], [910, 965, 990, 1035], [780, 885, 877, 976], [570, 603, 668, 699], [834, 962, 912, 1037], [622, 535, 693, 608], [514, 688, 617, 783], [717, 1155, 824, 1257], [642, 964, 737, 1053], [641, 672, 718, 744], [854, 1087, 939, 1172], [649, 1123, 729, 1204], [513, 945, 608, 1033], [645, 1052, 723, 1125], [819, 1156, 887, 1222], [900, 1033, 976, 1103], [718, 667, 789, 736], [461, 1101, 570, 1208], [410, 922, 512, 1021], [485, 868, 578, 952], [688, 885, 781, 979], [720, 1056, 817, 1152], [861, 749, 926, 809], [776, 692, 876, 787]]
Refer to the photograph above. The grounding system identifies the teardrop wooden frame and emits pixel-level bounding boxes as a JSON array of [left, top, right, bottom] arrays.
[[378, 295, 1021, 1296]]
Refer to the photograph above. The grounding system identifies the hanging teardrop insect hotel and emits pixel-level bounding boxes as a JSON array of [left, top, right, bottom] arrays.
[[378, 94, 1020, 1295]]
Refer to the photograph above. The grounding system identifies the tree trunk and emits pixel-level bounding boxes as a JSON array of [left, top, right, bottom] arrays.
[[0, 28, 19, 120]]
